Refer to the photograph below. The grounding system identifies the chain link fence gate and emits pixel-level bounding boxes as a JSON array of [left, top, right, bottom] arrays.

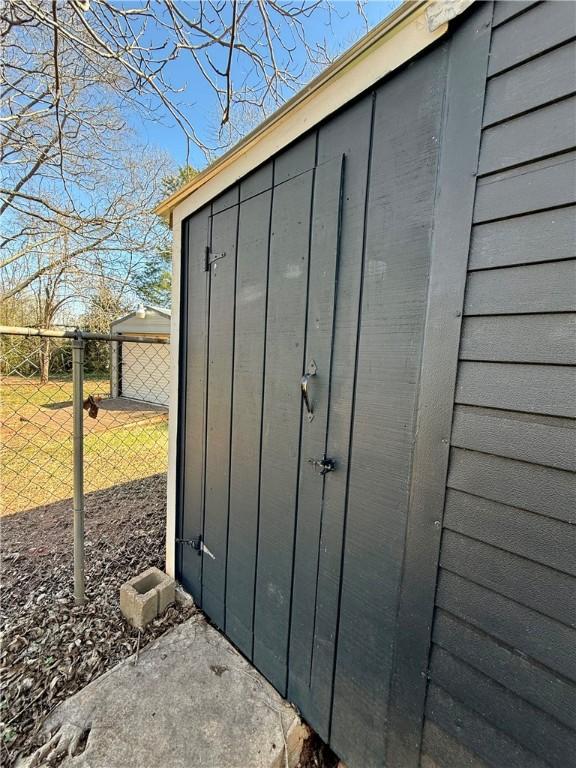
[[0, 326, 170, 602]]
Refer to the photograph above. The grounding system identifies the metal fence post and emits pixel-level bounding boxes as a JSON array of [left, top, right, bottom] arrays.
[[72, 333, 85, 605]]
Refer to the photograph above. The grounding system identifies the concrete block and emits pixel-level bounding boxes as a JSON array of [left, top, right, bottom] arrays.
[[120, 567, 175, 629], [132, 591, 157, 629], [156, 576, 176, 613]]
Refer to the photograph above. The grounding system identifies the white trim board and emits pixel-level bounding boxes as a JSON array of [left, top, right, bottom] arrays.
[[165, 223, 182, 577]]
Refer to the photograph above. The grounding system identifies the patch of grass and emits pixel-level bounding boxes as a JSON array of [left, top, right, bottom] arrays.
[[83, 421, 168, 491], [1, 375, 109, 409], [1, 377, 168, 516]]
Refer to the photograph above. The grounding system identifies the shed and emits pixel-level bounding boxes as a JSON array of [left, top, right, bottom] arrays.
[[110, 306, 171, 406], [158, 3, 576, 768]]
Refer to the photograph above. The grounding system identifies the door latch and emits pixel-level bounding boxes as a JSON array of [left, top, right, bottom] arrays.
[[176, 535, 216, 559], [308, 456, 336, 475]]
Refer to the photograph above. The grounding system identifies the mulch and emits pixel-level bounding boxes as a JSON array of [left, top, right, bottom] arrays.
[[0, 474, 195, 768]]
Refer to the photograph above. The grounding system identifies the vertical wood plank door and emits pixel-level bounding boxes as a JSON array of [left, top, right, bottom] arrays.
[[201, 198, 239, 627], [178, 49, 447, 766], [182, 153, 347, 694], [178, 45, 446, 763], [255, 155, 345, 694]]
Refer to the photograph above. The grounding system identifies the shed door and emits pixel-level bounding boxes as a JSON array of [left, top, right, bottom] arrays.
[[180, 154, 345, 717]]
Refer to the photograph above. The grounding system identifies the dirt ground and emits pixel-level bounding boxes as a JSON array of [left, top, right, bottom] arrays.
[[1, 377, 168, 441], [0, 474, 337, 768]]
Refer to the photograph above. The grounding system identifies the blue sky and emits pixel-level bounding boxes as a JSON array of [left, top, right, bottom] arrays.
[[133, 1, 400, 170]]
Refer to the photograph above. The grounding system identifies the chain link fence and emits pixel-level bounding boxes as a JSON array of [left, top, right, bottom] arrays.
[[0, 328, 169, 520], [0, 327, 196, 768]]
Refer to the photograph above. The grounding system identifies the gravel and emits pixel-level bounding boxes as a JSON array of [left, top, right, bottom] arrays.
[[0, 474, 195, 768]]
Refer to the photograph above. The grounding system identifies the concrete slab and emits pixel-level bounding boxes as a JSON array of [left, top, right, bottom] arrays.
[[19, 614, 306, 768]]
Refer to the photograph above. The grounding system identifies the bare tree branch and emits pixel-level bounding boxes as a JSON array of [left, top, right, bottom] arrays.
[[0, 0, 372, 328]]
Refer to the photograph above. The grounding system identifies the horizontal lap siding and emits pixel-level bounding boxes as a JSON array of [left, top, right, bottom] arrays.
[[436, 569, 576, 682], [468, 206, 576, 269], [455, 361, 575, 417], [432, 609, 576, 729], [422, 4, 576, 767], [478, 97, 576, 174], [483, 41, 576, 127], [443, 489, 576, 575], [473, 151, 576, 222], [460, 313, 576, 364], [491, 1, 539, 27], [450, 407, 576, 471], [464, 260, 576, 314], [487, 1, 576, 75]]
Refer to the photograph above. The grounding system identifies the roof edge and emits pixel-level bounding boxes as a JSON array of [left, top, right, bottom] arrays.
[[157, 0, 472, 220], [111, 305, 171, 326]]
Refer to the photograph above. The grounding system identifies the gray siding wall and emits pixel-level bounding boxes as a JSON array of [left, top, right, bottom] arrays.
[[421, 4, 576, 767]]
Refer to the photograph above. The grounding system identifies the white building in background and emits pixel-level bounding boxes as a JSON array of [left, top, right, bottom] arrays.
[[110, 305, 171, 407]]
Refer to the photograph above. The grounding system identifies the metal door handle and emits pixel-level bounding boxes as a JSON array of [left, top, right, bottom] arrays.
[[301, 374, 313, 417], [301, 360, 317, 421]]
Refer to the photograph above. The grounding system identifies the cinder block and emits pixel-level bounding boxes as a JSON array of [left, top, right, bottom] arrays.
[[156, 576, 176, 613], [132, 589, 158, 629], [120, 567, 176, 629]]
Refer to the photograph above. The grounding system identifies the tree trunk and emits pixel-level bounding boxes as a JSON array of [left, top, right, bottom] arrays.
[[39, 336, 50, 383]]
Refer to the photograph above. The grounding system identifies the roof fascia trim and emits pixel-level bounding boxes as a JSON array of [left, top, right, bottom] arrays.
[[159, 0, 463, 221], [111, 306, 171, 326]]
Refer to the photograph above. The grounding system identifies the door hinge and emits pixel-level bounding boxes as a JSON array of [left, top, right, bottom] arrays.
[[205, 246, 226, 271], [176, 535, 215, 559]]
